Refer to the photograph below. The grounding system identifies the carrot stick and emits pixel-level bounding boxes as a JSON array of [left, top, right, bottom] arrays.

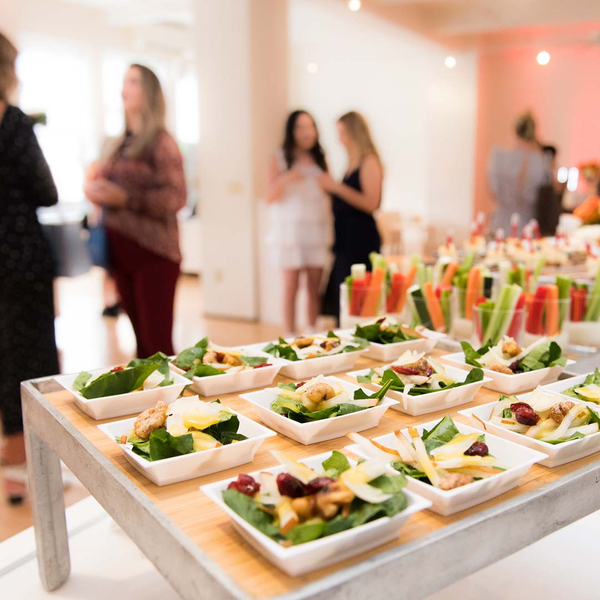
[[424, 282, 445, 332], [361, 266, 386, 317], [464, 267, 482, 321], [395, 264, 417, 313], [545, 284, 559, 335], [440, 262, 459, 288]]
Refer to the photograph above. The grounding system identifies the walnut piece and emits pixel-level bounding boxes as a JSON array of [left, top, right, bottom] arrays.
[[489, 364, 514, 375], [133, 401, 168, 440], [438, 473, 474, 490], [549, 401, 575, 424], [501, 340, 522, 358]]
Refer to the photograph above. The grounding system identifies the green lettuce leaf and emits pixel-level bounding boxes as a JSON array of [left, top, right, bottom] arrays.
[[186, 364, 226, 379], [518, 341, 567, 372], [562, 369, 600, 400], [241, 355, 271, 367], [353, 322, 418, 345], [277, 382, 297, 391], [262, 342, 299, 361], [79, 364, 159, 399], [128, 352, 174, 387], [173, 337, 209, 370], [73, 371, 92, 391], [222, 489, 282, 539], [421, 415, 460, 453], [286, 521, 326, 545], [201, 413, 247, 444], [460, 341, 490, 367], [321, 450, 351, 478], [377, 365, 484, 395], [391, 461, 429, 482]]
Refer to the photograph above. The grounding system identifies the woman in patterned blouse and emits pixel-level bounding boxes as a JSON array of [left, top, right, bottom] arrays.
[[85, 64, 186, 358]]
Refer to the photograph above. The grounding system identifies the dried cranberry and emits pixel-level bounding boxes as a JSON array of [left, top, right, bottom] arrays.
[[508, 361, 522, 374], [304, 477, 334, 495], [227, 474, 260, 496], [510, 402, 540, 426], [295, 381, 306, 389], [276, 473, 307, 498], [464, 441, 489, 457], [216, 352, 225, 363], [110, 366, 124, 373], [252, 363, 270, 369]]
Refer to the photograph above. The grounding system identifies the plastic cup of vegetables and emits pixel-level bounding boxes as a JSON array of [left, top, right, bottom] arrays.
[[256, 332, 368, 380], [566, 293, 600, 347], [55, 353, 189, 420], [169, 337, 283, 397], [473, 303, 525, 346], [98, 396, 276, 486], [337, 317, 446, 362], [201, 450, 431, 575], [340, 281, 387, 328], [443, 337, 573, 395], [239, 375, 396, 445], [349, 351, 491, 416], [345, 416, 546, 516], [523, 286, 570, 348], [537, 368, 600, 405], [459, 387, 600, 467]]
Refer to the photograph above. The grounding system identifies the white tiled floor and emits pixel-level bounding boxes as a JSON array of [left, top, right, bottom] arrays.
[[1, 496, 599, 599]]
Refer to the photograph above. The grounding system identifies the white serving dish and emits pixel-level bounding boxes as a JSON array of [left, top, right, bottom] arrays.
[[347, 421, 546, 516], [169, 349, 283, 397], [201, 451, 431, 575], [536, 374, 600, 405], [246, 340, 368, 380], [459, 400, 600, 467], [442, 352, 574, 395], [55, 367, 189, 421], [336, 327, 446, 363], [347, 365, 491, 416], [566, 321, 600, 347], [98, 408, 276, 486], [239, 376, 397, 444]]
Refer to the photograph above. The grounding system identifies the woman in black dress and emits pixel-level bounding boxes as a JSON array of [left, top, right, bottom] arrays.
[[0, 33, 60, 503], [319, 111, 383, 322]]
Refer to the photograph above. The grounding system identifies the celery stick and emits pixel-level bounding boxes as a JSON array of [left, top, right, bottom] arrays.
[[485, 284, 522, 344], [410, 254, 422, 266], [459, 251, 476, 274], [584, 271, 600, 322], [479, 301, 495, 336], [351, 264, 366, 280], [556, 276, 572, 328], [440, 288, 452, 332], [416, 263, 428, 288], [425, 265, 434, 284], [345, 276, 353, 305], [531, 258, 546, 292], [456, 272, 469, 318], [515, 265, 526, 290]]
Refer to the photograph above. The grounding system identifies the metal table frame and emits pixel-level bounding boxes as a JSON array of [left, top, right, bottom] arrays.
[[22, 377, 600, 600]]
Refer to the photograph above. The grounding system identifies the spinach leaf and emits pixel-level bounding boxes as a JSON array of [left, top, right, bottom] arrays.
[[421, 415, 460, 453], [277, 382, 297, 391], [173, 337, 209, 370], [344, 489, 408, 527], [129, 429, 196, 461], [286, 521, 326, 545], [79, 364, 159, 399], [202, 413, 247, 444], [356, 370, 376, 384], [460, 341, 484, 367], [222, 489, 281, 539], [73, 371, 92, 392], [586, 407, 600, 428], [326, 330, 339, 339], [544, 431, 586, 445], [563, 369, 600, 400], [321, 450, 351, 478], [270, 397, 370, 422], [186, 364, 226, 379], [354, 323, 417, 345], [518, 341, 567, 372], [241, 355, 270, 367], [128, 352, 174, 387], [377, 366, 484, 395], [262, 342, 299, 362], [502, 407, 513, 418], [392, 461, 429, 483], [353, 379, 393, 401]]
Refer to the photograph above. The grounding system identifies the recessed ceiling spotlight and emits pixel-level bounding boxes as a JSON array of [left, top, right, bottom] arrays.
[[348, 0, 361, 11], [445, 56, 456, 69], [537, 51, 550, 65], [307, 62, 318, 74]]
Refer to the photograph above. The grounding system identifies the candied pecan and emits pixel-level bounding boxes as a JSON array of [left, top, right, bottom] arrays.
[[549, 401, 575, 424], [501, 340, 522, 358]]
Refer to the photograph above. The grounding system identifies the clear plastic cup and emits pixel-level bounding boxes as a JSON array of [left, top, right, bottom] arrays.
[[339, 282, 386, 329], [523, 297, 571, 348], [473, 305, 525, 346], [566, 293, 600, 348]]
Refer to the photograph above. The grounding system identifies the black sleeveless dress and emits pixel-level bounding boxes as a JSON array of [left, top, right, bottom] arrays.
[[322, 165, 381, 322]]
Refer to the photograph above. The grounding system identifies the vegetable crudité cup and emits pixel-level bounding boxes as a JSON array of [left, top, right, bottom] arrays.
[[523, 296, 570, 348], [473, 305, 525, 346], [340, 282, 386, 329]]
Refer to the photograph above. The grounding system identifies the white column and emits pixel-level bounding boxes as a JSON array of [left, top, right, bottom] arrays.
[[193, 0, 289, 320]]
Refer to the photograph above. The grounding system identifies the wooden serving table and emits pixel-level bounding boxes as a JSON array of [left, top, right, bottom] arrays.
[[21, 351, 600, 600]]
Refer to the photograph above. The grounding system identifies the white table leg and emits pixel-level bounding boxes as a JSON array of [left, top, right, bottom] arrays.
[[24, 425, 71, 591]]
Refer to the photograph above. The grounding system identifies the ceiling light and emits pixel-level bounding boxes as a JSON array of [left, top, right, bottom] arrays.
[[307, 62, 318, 74], [537, 51, 550, 65], [348, 0, 361, 11], [445, 56, 456, 69]]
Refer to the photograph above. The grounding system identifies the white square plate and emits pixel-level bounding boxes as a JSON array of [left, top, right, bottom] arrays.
[[169, 348, 283, 397], [239, 376, 397, 444], [245, 340, 368, 380], [459, 400, 600, 467], [346, 421, 546, 516], [55, 367, 189, 421], [201, 451, 431, 576], [442, 352, 575, 395], [336, 327, 446, 363], [347, 365, 492, 416], [98, 408, 276, 486]]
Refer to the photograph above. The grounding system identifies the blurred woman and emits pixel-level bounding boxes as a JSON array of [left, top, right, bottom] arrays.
[[265, 110, 330, 334], [488, 111, 550, 232], [85, 64, 186, 357], [319, 111, 383, 323], [0, 33, 60, 503]]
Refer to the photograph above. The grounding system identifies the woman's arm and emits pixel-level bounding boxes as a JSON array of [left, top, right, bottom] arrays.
[[317, 154, 382, 214], [265, 154, 303, 203]]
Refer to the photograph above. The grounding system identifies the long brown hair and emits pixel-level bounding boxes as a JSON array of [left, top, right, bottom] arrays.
[[338, 111, 380, 162], [0, 32, 18, 103], [282, 110, 328, 171], [107, 64, 166, 161]]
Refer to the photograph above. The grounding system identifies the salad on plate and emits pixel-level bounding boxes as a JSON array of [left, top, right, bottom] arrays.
[[222, 450, 409, 546], [172, 338, 272, 378], [352, 318, 422, 345], [561, 369, 600, 404], [488, 389, 600, 444], [270, 375, 392, 423], [118, 396, 247, 461], [460, 337, 567, 375], [262, 332, 366, 361], [348, 415, 505, 490], [357, 351, 484, 395], [73, 352, 174, 399]]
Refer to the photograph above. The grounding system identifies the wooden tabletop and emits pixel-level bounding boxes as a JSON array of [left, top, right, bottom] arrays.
[[41, 350, 599, 599]]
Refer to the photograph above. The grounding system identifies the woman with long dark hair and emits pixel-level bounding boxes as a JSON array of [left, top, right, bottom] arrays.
[[319, 111, 383, 323], [265, 110, 331, 334], [85, 64, 186, 357]]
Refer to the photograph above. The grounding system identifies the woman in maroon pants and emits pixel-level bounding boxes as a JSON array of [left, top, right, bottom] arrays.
[[85, 64, 186, 357]]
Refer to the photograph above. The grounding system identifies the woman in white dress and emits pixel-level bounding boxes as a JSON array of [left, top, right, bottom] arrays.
[[266, 110, 331, 334]]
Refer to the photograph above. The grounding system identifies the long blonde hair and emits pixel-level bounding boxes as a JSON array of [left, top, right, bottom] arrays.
[[107, 64, 166, 161], [0, 32, 18, 103], [338, 111, 380, 162]]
